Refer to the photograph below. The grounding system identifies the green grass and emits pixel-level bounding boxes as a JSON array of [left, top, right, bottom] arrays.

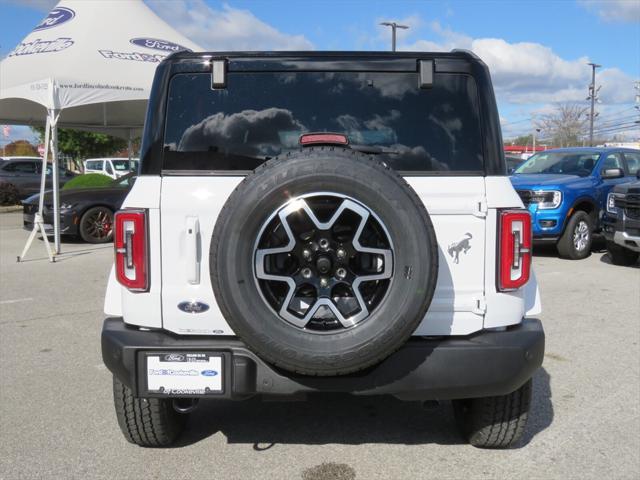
[[62, 173, 113, 190]]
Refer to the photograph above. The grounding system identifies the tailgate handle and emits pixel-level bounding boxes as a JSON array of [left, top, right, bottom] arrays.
[[185, 216, 200, 285]]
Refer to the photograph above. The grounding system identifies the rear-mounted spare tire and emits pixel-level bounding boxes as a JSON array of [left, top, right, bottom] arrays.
[[211, 147, 438, 376]]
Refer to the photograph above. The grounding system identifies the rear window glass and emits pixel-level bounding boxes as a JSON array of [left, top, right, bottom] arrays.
[[163, 72, 484, 173], [8, 162, 37, 173], [112, 160, 135, 171], [85, 160, 103, 170], [624, 152, 640, 175]]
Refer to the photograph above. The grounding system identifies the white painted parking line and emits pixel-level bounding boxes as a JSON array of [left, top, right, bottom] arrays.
[[0, 297, 34, 305]]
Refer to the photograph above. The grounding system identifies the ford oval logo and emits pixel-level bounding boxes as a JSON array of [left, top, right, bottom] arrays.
[[130, 37, 190, 53], [178, 301, 210, 314], [164, 353, 185, 362], [201, 370, 218, 377], [33, 7, 75, 31]]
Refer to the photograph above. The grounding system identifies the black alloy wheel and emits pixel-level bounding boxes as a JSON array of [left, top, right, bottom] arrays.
[[79, 206, 114, 244]]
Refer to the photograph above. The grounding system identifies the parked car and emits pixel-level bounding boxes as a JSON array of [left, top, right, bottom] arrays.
[[22, 172, 135, 243], [101, 50, 544, 449], [602, 171, 640, 265], [0, 156, 76, 198], [83, 157, 139, 179], [510, 147, 640, 259]]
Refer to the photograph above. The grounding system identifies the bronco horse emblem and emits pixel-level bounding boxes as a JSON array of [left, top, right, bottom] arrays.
[[448, 233, 472, 264]]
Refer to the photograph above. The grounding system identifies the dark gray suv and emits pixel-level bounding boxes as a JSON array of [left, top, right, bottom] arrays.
[[0, 157, 76, 198]]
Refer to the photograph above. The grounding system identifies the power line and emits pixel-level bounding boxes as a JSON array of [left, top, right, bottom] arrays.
[[591, 105, 637, 121], [591, 124, 639, 135], [501, 105, 637, 132]]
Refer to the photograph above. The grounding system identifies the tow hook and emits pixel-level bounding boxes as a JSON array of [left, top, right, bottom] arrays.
[[172, 398, 199, 414]]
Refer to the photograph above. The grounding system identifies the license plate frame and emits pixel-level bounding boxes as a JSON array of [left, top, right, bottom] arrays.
[[142, 352, 226, 397]]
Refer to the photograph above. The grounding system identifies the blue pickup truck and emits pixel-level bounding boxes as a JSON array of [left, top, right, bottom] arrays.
[[510, 147, 640, 259]]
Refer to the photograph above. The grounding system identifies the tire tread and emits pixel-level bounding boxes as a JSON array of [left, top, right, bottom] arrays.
[[454, 379, 532, 449], [112, 376, 185, 447], [557, 211, 592, 260]]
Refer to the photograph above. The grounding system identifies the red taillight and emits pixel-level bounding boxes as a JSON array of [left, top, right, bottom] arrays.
[[300, 132, 349, 146], [114, 209, 148, 292], [498, 210, 532, 291]]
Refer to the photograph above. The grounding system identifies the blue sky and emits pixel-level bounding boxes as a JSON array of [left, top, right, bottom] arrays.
[[1, 0, 639, 145]]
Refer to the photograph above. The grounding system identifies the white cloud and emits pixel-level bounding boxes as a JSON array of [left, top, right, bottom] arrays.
[[400, 23, 636, 106], [147, 0, 313, 51], [579, 0, 640, 23]]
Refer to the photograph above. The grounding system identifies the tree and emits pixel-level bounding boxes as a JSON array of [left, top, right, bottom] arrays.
[[534, 103, 589, 147], [1, 140, 38, 156], [31, 127, 127, 165]]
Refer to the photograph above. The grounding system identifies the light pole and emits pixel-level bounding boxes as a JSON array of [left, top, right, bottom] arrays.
[[380, 22, 409, 52], [587, 62, 601, 147], [533, 128, 541, 153]]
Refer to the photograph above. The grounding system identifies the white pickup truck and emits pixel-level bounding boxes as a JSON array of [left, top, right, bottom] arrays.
[[101, 50, 544, 449]]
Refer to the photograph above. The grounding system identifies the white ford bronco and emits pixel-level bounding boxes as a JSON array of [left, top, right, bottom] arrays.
[[101, 51, 544, 449]]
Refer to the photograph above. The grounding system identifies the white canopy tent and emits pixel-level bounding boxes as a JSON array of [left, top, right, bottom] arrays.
[[0, 0, 201, 260]]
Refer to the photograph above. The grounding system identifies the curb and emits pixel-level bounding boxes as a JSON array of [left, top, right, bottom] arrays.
[[0, 205, 22, 213]]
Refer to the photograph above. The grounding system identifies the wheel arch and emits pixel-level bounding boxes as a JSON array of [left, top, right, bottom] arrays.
[[78, 203, 116, 219], [567, 196, 598, 225]]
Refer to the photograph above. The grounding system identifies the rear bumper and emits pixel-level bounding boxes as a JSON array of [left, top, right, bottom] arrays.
[[102, 317, 545, 401]]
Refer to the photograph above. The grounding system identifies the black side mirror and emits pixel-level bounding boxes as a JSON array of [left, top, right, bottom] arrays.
[[601, 168, 624, 179]]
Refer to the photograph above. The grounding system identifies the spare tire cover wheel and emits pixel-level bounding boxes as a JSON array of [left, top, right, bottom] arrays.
[[211, 148, 438, 376]]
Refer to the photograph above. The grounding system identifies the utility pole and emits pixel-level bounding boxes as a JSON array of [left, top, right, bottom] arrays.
[[587, 62, 601, 147], [380, 21, 409, 52], [533, 128, 541, 153]]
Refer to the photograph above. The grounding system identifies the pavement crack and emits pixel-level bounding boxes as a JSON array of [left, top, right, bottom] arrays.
[[0, 309, 102, 325]]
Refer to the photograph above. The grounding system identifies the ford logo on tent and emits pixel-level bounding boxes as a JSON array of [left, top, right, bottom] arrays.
[[33, 7, 75, 31], [201, 370, 218, 377], [130, 38, 190, 53]]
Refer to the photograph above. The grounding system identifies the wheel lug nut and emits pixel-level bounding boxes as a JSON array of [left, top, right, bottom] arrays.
[[336, 267, 347, 279], [301, 268, 312, 279], [319, 238, 330, 250], [302, 249, 312, 260], [336, 248, 346, 259], [320, 278, 328, 288]]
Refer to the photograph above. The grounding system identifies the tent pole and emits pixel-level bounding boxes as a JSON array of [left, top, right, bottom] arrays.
[[51, 109, 61, 254], [17, 112, 54, 263]]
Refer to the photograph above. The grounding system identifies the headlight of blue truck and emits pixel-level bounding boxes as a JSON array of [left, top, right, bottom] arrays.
[[531, 190, 562, 209]]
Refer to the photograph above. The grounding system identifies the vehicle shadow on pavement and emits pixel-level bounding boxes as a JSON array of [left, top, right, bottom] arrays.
[[35, 234, 111, 245], [520, 367, 554, 446], [533, 235, 606, 258], [599, 253, 640, 269], [176, 367, 553, 449]]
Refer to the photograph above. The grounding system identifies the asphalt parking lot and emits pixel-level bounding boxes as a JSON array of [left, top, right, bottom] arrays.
[[0, 211, 638, 480]]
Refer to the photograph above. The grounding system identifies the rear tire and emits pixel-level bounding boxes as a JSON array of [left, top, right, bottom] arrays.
[[453, 379, 532, 449], [79, 206, 113, 243], [606, 240, 639, 266], [557, 211, 592, 260], [112, 376, 186, 447]]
